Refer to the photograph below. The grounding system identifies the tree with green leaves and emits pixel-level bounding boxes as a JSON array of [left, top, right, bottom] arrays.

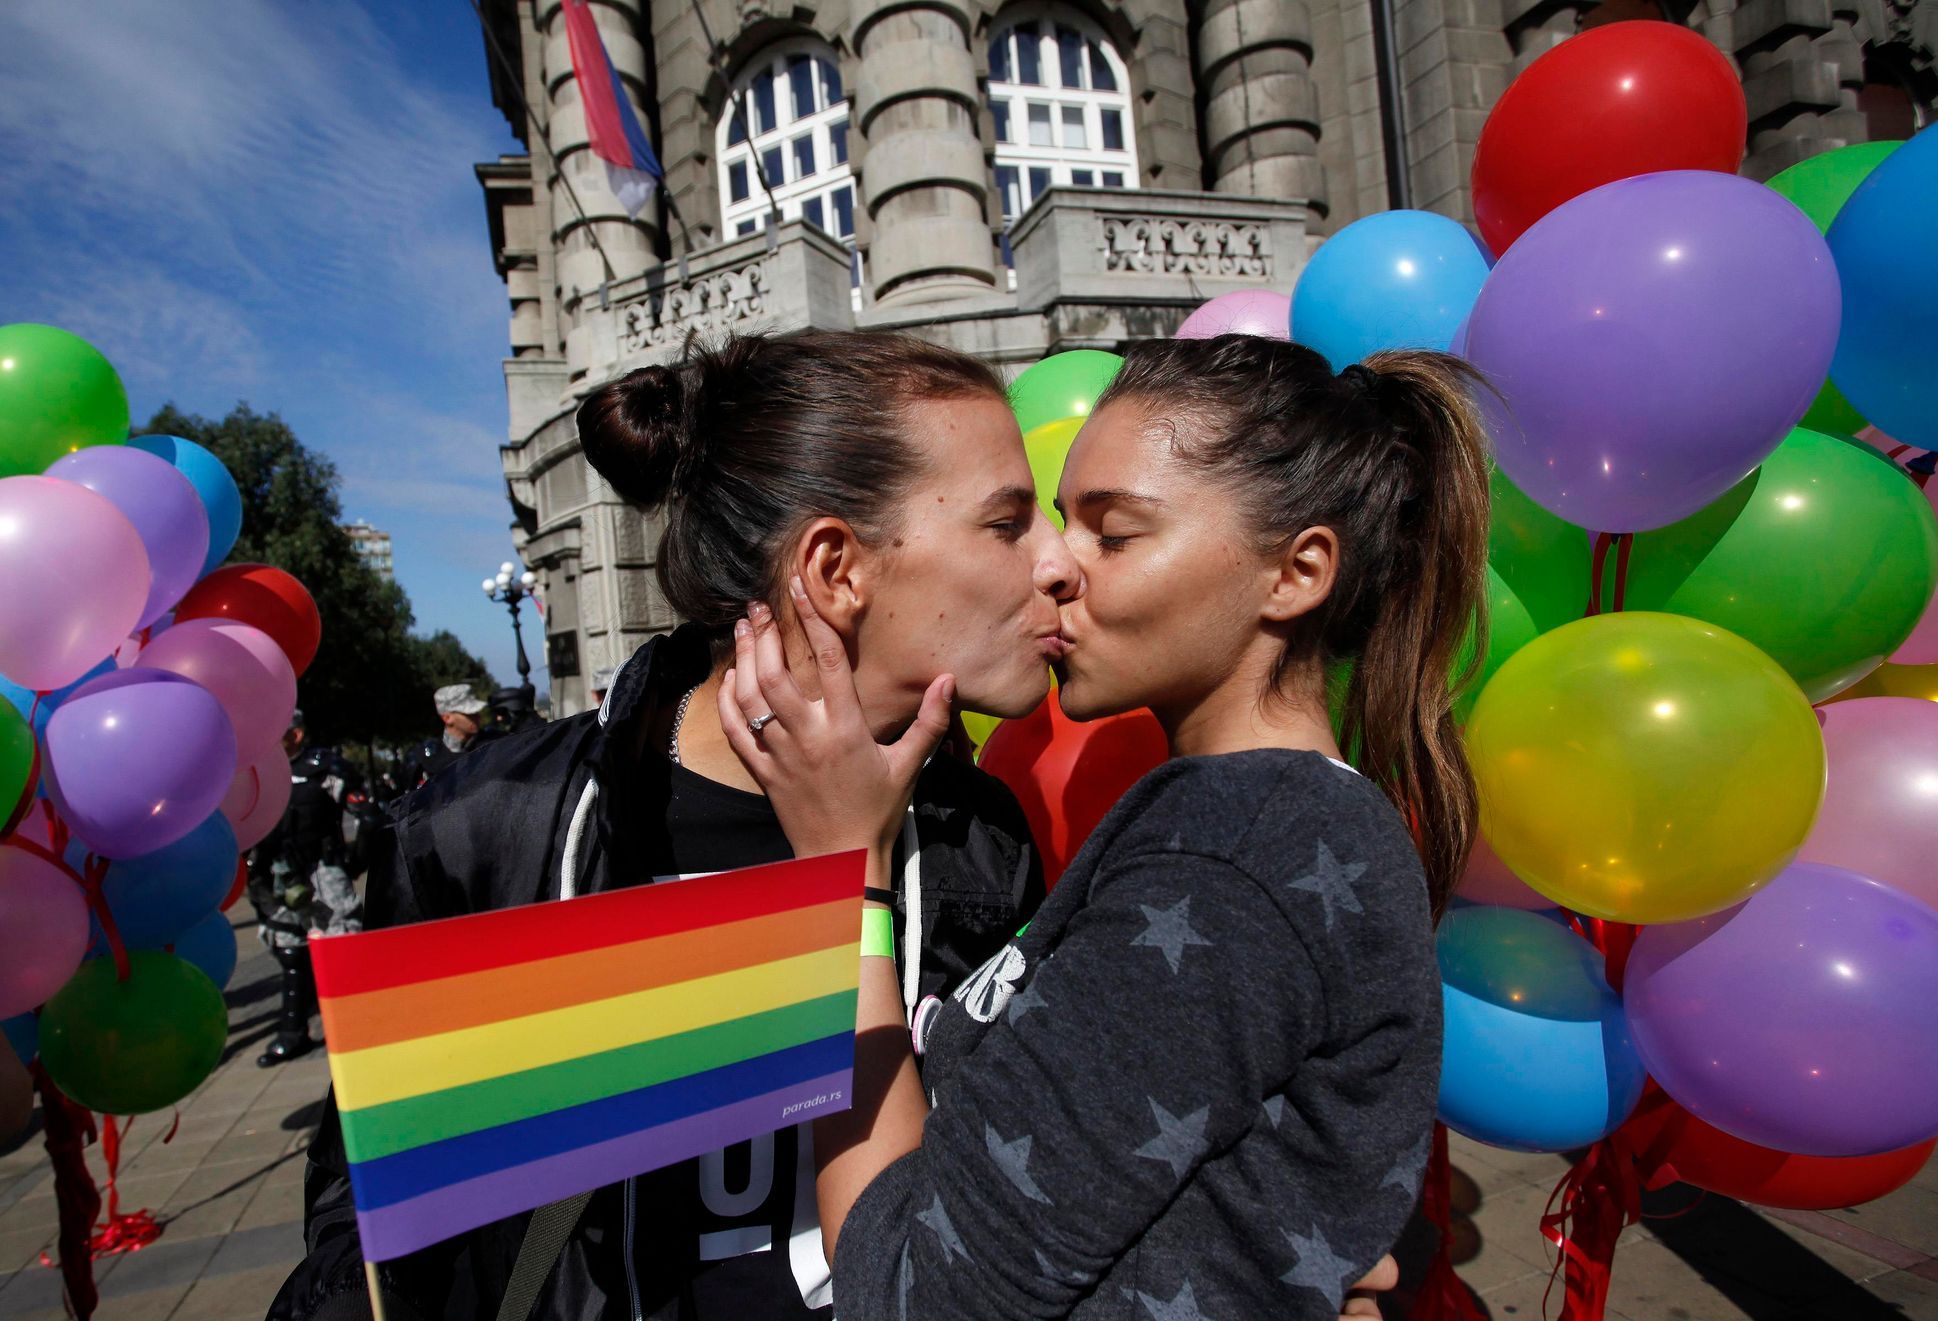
[[143, 403, 495, 749]]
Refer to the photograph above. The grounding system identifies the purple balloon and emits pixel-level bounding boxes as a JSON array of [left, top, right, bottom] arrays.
[[1465, 170, 1841, 533], [45, 448, 209, 630], [1175, 290, 1291, 340], [1625, 863, 1938, 1157], [42, 669, 237, 860]]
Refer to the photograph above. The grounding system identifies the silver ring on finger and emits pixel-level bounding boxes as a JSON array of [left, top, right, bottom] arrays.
[[748, 712, 778, 735]]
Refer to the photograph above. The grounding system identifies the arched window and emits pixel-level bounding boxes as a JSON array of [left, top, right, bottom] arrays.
[[717, 39, 855, 248], [987, 6, 1139, 228]]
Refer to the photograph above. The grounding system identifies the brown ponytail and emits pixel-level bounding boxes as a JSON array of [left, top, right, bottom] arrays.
[[1095, 336, 1493, 916]]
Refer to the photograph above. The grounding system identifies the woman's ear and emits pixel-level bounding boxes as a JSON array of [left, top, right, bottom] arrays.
[[794, 517, 867, 635], [1262, 525, 1338, 624]]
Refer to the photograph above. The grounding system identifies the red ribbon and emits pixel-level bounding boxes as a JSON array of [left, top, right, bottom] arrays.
[[31, 1063, 100, 1319], [1409, 1122, 1487, 1320], [1538, 1129, 1643, 1321]]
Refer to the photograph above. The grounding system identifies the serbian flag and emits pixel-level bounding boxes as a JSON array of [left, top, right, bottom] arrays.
[[563, 0, 664, 218], [310, 852, 864, 1260]]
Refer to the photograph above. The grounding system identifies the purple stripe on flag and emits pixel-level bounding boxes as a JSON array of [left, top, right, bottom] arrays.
[[353, 1070, 854, 1261]]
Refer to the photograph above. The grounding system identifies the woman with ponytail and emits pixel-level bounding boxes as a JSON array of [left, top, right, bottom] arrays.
[[723, 334, 1487, 1320]]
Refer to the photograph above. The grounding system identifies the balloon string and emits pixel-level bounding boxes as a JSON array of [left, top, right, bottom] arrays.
[[84, 1115, 163, 1259], [1583, 533, 1635, 618], [1586, 535, 1612, 616], [79, 855, 130, 983]]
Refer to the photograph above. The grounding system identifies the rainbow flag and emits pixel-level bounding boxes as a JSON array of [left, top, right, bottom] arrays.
[[310, 852, 864, 1261]]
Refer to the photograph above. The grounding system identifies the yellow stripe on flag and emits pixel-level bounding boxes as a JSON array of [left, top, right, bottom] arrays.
[[329, 944, 858, 1112]]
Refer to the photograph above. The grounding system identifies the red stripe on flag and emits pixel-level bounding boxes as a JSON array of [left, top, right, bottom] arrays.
[[311, 851, 863, 999], [564, 0, 633, 170]]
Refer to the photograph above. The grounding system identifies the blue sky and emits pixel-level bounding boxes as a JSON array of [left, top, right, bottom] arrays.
[[0, 1, 542, 695]]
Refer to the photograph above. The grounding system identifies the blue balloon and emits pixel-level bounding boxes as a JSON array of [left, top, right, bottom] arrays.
[[1, 1012, 37, 1063], [126, 435, 242, 577], [0, 657, 116, 741], [1437, 907, 1645, 1153], [168, 909, 238, 991], [1290, 210, 1492, 369], [82, 812, 239, 951], [1827, 128, 1938, 448]]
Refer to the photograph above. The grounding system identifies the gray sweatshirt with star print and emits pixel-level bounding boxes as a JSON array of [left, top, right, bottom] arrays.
[[832, 749, 1442, 1321]]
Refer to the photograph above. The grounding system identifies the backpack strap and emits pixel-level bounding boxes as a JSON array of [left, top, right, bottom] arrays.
[[494, 1191, 594, 1321]]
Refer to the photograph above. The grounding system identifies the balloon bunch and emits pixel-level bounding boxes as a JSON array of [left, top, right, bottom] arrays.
[[1392, 24, 1938, 1318], [0, 323, 322, 1117]]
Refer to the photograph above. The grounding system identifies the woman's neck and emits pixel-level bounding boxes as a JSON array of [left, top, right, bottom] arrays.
[[1159, 658, 1343, 763], [669, 668, 764, 793]]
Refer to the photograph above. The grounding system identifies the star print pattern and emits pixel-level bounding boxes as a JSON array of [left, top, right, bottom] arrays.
[[1287, 840, 1370, 928], [1131, 895, 1213, 973], [833, 757, 1440, 1321], [1137, 1278, 1218, 1320], [986, 1123, 1052, 1204], [1134, 1097, 1210, 1179], [1382, 1128, 1431, 1194], [916, 1194, 971, 1264], [1006, 979, 1050, 1025], [1280, 1224, 1356, 1307]]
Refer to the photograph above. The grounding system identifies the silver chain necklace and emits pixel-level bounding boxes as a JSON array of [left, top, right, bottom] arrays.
[[667, 685, 699, 765]]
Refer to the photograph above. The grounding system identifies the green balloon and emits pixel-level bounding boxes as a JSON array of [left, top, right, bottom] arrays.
[[1605, 428, 1938, 702], [1009, 350, 1123, 434], [0, 700, 34, 832], [0, 324, 129, 477], [40, 951, 227, 1114], [1489, 466, 1588, 632], [1767, 143, 1902, 439], [1455, 565, 1541, 723], [1766, 141, 1903, 232]]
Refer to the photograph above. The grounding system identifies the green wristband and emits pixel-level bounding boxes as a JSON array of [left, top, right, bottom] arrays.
[[861, 906, 897, 960]]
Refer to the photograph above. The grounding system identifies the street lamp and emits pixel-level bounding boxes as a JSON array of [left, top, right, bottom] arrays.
[[483, 560, 541, 702]]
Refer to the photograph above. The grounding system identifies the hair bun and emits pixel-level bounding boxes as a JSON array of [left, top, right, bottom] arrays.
[[576, 363, 707, 509]]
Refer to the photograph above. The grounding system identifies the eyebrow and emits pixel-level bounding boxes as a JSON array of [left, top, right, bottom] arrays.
[[1073, 489, 1167, 511], [976, 485, 1039, 516]]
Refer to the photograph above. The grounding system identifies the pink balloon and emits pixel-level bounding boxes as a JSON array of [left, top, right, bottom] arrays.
[[0, 844, 89, 1017], [1457, 831, 1554, 909], [1175, 290, 1292, 341], [136, 619, 295, 759], [1797, 697, 1938, 910], [221, 747, 292, 851], [0, 477, 151, 691]]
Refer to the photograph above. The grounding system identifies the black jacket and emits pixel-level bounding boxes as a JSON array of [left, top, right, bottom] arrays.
[[270, 626, 1044, 1321]]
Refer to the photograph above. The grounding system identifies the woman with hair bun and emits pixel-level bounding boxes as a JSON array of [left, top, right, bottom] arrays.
[[275, 330, 1076, 1321]]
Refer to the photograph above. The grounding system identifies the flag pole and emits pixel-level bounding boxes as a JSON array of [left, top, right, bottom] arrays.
[[366, 1261, 390, 1321]]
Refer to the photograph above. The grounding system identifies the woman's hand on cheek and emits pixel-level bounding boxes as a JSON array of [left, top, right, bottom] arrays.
[[717, 576, 955, 859]]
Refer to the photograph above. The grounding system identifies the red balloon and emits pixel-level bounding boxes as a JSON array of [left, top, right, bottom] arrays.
[[1472, 21, 1746, 255], [978, 697, 1167, 888], [173, 564, 323, 677], [1622, 1084, 1935, 1211], [220, 857, 248, 913]]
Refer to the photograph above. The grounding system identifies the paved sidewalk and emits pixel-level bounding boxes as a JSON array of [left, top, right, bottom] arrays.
[[0, 908, 329, 1320], [0, 905, 1933, 1319]]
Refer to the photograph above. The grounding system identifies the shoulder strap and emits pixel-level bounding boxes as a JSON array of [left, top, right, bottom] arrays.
[[495, 1191, 593, 1321]]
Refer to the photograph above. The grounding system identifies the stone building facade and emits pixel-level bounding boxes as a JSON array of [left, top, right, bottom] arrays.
[[474, 0, 1933, 716]]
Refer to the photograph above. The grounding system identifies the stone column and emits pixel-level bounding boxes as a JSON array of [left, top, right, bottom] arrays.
[[535, 0, 663, 377], [850, 0, 998, 306], [1729, 0, 1849, 179], [1196, 0, 1329, 213]]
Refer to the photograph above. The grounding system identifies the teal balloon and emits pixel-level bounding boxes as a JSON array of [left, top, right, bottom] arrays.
[[1827, 127, 1938, 447], [39, 951, 227, 1114], [1291, 210, 1491, 368], [1606, 428, 1938, 702], [168, 909, 238, 991], [1438, 907, 1645, 1152]]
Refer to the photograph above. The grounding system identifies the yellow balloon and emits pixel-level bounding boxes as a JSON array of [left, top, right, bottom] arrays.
[[1825, 660, 1938, 704], [1023, 416, 1086, 530], [1466, 612, 1825, 924], [961, 710, 1003, 756]]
